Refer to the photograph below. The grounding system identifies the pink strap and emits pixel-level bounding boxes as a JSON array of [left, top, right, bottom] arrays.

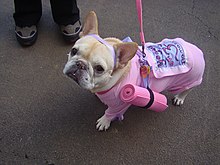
[[86, 34, 116, 67], [136, 0, 145, 45]]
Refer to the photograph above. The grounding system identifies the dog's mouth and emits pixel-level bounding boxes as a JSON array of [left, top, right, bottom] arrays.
[[66, 70, 79, 83], [64, 61, 94, 90]]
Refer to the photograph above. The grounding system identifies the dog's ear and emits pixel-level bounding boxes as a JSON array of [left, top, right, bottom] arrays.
[[114, 42, 138, 68], [80, 11, 98, 37]]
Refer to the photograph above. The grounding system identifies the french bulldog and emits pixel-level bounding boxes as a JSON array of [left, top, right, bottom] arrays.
[[63, 11, 205, 131]]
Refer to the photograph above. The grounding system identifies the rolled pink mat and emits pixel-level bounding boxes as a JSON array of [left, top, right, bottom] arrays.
[[120, 84, 168, 112]]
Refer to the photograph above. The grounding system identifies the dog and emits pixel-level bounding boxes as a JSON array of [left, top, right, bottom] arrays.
[[63, 11, 205, 131]]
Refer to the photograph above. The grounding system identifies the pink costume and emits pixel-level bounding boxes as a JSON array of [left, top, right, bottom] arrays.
[[95, 37, 205, 121]]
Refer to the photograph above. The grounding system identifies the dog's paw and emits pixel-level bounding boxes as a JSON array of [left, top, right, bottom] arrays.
[[96, 115, 111, 131], [172, 95, 185, 106]]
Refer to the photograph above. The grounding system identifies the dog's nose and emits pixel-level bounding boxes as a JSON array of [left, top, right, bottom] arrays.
[[76, 61, 86, 70]]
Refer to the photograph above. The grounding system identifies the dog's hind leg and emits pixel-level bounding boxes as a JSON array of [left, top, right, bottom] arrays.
[[172, 89, 192, 106]]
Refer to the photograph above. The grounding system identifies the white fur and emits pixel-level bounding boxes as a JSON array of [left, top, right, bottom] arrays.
[[173, 89, 192, 106], [96, 115, 111, 131]]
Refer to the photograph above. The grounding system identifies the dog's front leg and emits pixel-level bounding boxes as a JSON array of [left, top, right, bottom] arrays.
[[96, 115, 111, 131], [96, 104, 130, 131]]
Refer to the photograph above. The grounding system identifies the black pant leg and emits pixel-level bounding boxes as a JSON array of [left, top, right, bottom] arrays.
[[13, 0, 42, 27], [50, 0, 80, 26]]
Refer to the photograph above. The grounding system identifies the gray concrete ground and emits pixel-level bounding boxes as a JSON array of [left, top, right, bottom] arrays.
[[0, 0, 219, 164]]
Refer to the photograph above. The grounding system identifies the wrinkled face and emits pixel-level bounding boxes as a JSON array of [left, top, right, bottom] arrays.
[[63, 11, 138, 92], [63, 36, 115, 91]]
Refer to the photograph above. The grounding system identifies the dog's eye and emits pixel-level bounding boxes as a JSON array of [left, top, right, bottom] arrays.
[[94, 65, 104, 74], [71, 48, 78, 56]]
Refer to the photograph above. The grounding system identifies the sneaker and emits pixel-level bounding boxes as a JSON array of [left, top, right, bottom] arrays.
[[60, 20, 82, 43], [15, 25, 38, 46]]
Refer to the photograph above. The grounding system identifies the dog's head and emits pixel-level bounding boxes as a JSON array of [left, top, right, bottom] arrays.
[[63, 11, 138, 93]]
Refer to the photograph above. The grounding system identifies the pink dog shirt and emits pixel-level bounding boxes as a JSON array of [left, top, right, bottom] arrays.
[[96, 37, 205, 121]]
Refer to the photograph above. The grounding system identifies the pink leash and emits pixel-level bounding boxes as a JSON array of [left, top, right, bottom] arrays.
[[136, 0, 145, 46], [120, 0, 168, 111], [136, 0, 155, 109], [136, 0, 151, 83]]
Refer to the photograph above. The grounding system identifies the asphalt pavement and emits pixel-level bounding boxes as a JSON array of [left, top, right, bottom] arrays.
[[0, 0, 219, 164]]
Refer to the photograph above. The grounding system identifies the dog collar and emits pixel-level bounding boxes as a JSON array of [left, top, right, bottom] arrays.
[[86, 34, 116, 67]]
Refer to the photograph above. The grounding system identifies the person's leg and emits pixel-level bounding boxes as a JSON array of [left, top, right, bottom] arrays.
[[50, 0, 82, 42], [50, 0, 79, 25], [13, 0, 42, 27], [13, 0, 42, 46]]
